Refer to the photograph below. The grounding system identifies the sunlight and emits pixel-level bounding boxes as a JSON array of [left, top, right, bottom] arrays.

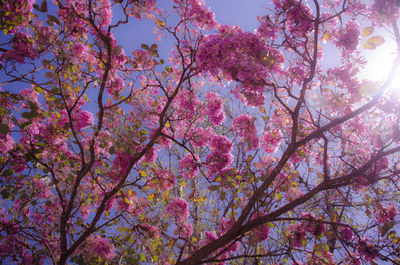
[[359, 36, 400, 91]]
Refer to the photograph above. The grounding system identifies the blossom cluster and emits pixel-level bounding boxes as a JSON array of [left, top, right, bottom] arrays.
[[205, 92, 225, 126], [166, 197, 193, 238], [335, 20, 360, 52], [197, 25, 283, 106], [0, 0, 34, 33], [232, 115, 259, 150], [1, 32, 38, 63], [260, 128, 282, 153], [85, 235, 116, 261], [375, 204, 397, 223], [179, 153, 199, 179], [173, 0, 217, 29], [371, 0, 400, 24], [206, 135, 233, 176], [273, 0, 314, 37]]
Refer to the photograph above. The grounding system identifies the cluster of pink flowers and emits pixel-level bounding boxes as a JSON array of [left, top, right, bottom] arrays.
[[201, 229, 238, 265], [197, 25, 283, 106], [57, 1, 89, 35], [71, 43, 96, 65], [55, 108, 94, 131], [143, 146, 158, 163], [177, 91, 199, 120], [287, 214, 327, 247], [86, 235, 116, 260], [1, 32, 38, 63], [302, 212, 326, 237], [339, 226, 353, 242], [187, 127, 212, 147], [166, 197, 193, 238], [0, 0, 34, 33], [357, 237, 378, 262], [251, 212, 270, 242], [219, 218, 240, 252], [256, 16, 278, 40], [375, 204, 397, 223], [335, 21, 360, 52], [287, 224, 306, 247], [371, 0, 400, 24], [166, 197, 190, 221], [108, 152, 133, 181], [260, 128, 282, 153], [173, 0, 217, 29], [206, 135, 233, 176], [326, 65, 361, 96], [205, 92, 225, 126], [273, 0, 314, 37], [179, 153, 199, 179], [232, 115, 259, 150], [154, 169, 175, 191]]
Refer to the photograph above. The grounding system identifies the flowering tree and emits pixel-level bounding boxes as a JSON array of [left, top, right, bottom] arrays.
[[2, 0, 400, 264]]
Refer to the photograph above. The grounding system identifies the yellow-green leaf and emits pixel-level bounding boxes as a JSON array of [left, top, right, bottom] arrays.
[[154, 18, 165, 27], [362, 26, 374, 37], [322, 30, 331, 40], [363, 36, 385, 50]]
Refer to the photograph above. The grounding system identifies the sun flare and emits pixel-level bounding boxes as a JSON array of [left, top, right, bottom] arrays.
[[360, 37, 400, 91]]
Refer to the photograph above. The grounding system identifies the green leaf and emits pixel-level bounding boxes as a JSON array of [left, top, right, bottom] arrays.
[[21, 111, 37, 119], [0, 189, 9, 199], [141, 44, 149, 50], [208, 185, 219, 191], [3, 168, 13, 177], [165, 66, 173, 73], [20, 121, 32, 129], [0, 123, 9, 134], [47, 15, 61, 25], [28, 101, 38, 111]]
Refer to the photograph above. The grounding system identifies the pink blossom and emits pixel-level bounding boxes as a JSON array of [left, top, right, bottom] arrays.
[[336, 21, 360, 52], [155, 169, 175, 190], [177, 221, 193, 238], [197, 25, 283, 106], [166, 197, 190, 222], [143, 146, 157, 163], [340, 226, 353, 241], [273, 0, 314, 37], [288, 224, 306, 247], [371, 0, 400, 23], [376, 204, 397, 223], [232, 114, 259, 150], [109, 152, 133, 181], [260, 128, 282, 153], [0, 0, 34, 33], [88, 235, 116, 260], [0, 134, 14, 154], [173, 0, 217, 29], [1, 32, 38, 63], [205, 92, 225, 126], [251, 212, 270, 242], [206, 135, 233, 175], [177, 91, 199, 120], [179, 154, 199, 179], [357, 237, 378, 262], [188, 128, 212, 147]]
